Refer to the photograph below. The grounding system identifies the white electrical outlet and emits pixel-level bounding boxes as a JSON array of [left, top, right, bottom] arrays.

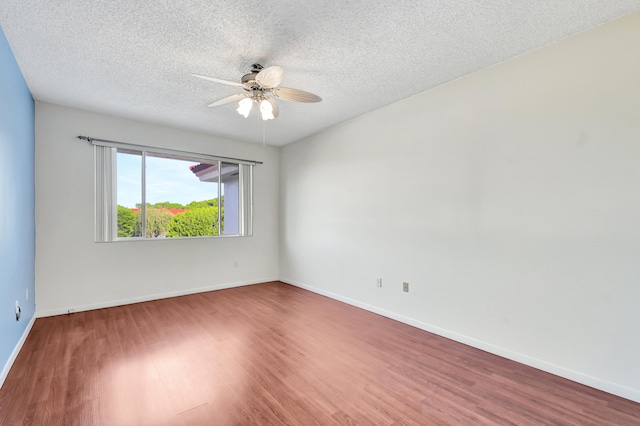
[[403, 282, 409, 292], [376, 278, 383, 287], [26, 288, 29, 300]]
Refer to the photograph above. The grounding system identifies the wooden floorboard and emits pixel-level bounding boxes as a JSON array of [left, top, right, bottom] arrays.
[[0, 281, 638, 425]]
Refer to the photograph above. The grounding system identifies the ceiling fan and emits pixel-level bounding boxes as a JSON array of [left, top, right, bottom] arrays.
[[192, 64, 322, 120]]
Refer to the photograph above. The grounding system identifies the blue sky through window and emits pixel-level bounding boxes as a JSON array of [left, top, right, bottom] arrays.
[[116, 152, 220, 208]]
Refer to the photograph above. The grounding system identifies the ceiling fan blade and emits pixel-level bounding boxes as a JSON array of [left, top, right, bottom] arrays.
[[255, 66, 285, 88], [207, 93, 247, 107], [267, 97, 279, 118], [271, 87, 322, 103], [191, 73, 244, 87]]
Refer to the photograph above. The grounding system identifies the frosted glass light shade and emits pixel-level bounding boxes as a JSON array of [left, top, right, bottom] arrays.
[[259, 99, 274, 120], [237, 98, 253, 118]]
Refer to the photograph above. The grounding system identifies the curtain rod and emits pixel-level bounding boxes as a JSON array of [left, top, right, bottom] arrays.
[[77, 135, 263, 165]]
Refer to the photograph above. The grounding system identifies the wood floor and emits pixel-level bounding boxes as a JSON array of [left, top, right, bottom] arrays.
[[1, 282, 638, 425]]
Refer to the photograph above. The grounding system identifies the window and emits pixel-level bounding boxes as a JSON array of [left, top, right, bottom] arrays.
[[93, 139, 256, 242]]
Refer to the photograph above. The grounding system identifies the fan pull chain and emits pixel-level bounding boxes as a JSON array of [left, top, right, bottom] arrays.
[[262, 119, 266, 148]]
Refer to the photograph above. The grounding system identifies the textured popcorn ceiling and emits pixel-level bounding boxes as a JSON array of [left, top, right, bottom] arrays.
[[1, 1, 639, 146]]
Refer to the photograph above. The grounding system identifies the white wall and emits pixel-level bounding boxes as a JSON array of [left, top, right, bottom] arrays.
[[280, 12, 640, 402], [35, 103, 279, 316]]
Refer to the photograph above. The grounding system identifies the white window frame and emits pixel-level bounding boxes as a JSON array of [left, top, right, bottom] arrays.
[[90, 138, 257, 242]]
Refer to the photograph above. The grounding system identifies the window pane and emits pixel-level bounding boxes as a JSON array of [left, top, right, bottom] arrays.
[[101, 143, 252, 242], [221, 162, 240, 235], [116, 150, 141, 238], [145, 154, 220, 238]]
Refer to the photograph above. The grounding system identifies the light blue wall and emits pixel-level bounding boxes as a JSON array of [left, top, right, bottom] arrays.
[[0, 26, 35, 376]]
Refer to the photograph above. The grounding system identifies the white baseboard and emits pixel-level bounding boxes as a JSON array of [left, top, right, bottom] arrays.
[[36, 277, 277, 318], [1, 314, 36, 390], [280, 278, 640, 404]]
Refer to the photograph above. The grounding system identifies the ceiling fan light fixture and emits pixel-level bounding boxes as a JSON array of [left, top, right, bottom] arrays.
[[259, 99, 275, 120], [236, 97, 253, 118], [194, 64, 321, 120]]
